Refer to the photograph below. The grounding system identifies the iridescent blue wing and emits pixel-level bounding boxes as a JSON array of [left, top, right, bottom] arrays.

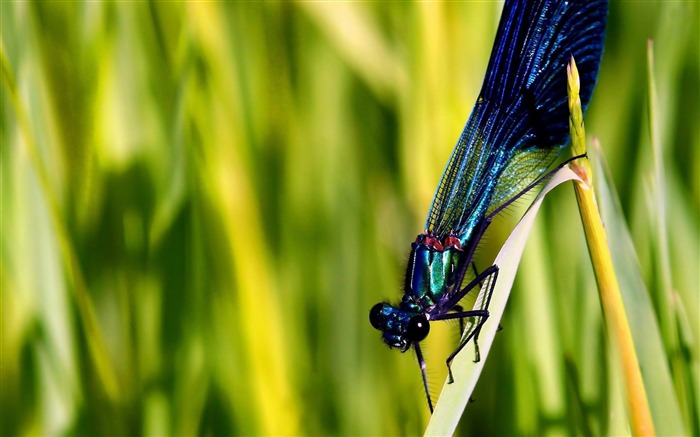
[[425, 0, 607, 237]]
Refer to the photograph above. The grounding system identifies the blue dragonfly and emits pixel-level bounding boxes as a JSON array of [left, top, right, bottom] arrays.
[[370, 0, 607, 412]]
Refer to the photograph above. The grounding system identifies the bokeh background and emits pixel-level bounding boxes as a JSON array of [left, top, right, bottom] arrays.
[[2, 2, 698, 436]]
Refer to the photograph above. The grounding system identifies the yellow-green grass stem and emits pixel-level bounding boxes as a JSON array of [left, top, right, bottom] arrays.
[[567, 57, 655, 436]]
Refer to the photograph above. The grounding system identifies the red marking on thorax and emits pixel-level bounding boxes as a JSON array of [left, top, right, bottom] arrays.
[[416, 232, 463, 252], [424, 235, 444, 251], [443, 235, 462, 251]]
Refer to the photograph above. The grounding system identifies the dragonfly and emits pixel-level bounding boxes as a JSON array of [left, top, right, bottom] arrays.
[[369, 0, 607, 412]]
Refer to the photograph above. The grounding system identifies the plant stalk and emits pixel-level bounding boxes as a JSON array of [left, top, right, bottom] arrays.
[[567, 57, 655, 436]]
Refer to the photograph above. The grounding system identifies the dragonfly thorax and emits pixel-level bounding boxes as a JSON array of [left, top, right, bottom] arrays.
[[407, 233, 466, 304]]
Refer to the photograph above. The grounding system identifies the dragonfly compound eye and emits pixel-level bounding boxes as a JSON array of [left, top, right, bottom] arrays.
[[369, 303, 387, 330], [406, 315, 430, 342]]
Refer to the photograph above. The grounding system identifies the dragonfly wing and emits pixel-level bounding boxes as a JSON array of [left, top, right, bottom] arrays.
[[425, 0, 607, 236], [485, 145, 560, 216]]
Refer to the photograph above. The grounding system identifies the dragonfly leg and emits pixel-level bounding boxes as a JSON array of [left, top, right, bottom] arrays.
[[432, 265, 500, 383], [471, 263, 505, 334], [452, 305, 465, 332], [413, 341, 434, 413], [448, 262, 486, 334]]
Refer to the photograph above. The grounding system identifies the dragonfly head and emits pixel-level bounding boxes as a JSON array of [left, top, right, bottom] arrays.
[[369, 302, 430, 351]]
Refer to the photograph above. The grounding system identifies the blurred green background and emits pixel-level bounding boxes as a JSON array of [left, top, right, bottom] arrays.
[[2, 2, 698, 436]]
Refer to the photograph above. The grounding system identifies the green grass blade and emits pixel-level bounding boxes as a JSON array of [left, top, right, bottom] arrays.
[[647, 38, 699, 435]]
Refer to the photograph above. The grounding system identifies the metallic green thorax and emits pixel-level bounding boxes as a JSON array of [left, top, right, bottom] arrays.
[[403, 234, 466, 311]]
